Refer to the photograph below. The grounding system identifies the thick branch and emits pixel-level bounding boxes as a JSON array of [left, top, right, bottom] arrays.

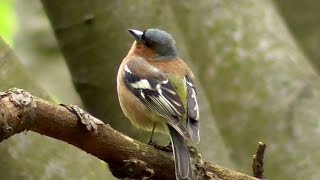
[[0, 88, 258, 180]]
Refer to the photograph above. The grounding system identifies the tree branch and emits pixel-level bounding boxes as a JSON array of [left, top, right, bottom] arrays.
[[252, 142, 266, 179], [0, 88, 258, 180]]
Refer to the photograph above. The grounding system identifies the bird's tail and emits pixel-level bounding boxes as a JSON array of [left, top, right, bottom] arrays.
[[168, 125, 193, 180]]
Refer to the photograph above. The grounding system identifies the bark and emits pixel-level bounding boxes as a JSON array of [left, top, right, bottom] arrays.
[[0, 88, 258, 180]]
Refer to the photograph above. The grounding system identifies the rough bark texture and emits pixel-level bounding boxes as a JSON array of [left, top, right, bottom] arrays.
[[0, 88, 258, 180]]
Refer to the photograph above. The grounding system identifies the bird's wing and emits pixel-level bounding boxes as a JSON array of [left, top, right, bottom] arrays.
[[185, 76, 200, 143], [123, 60, 189, 138]]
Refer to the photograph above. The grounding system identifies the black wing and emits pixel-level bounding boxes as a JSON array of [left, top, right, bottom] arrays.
[[185, 76, 200, 143], [124, 65, 190, 138]]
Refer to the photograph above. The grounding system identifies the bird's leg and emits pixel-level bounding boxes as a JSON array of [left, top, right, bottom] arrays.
[[165, 141, 173, 152], [147, 124, 172, 152], [147, 123, 156, 144]]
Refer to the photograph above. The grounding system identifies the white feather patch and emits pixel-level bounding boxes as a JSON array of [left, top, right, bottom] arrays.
[[185, 77, 199, 120], [131, 79, 152, 89], [140, 90, 145, 99], [124, 65, 132, 74], [191, 88, 199, 120]]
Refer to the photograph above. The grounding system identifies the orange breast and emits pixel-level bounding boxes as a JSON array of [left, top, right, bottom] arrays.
[[117, 62, 167, 133]]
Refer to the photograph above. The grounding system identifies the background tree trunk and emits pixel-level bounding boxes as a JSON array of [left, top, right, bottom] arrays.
[[0, 37, 111, 179], [1, 0, 320, 179], [40, 0, 234, 169], [168, 1, 320, 179], [274, 0, 320, 73], [40, 0, 320, 179]]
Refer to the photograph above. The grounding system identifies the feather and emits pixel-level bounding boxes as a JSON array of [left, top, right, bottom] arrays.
[[124, 65, 190, 138], [185, 76, 200, 143], [168, 125, 193, 180]]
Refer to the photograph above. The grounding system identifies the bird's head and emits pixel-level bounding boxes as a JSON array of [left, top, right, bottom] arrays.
[[128, 28, 178, 60]]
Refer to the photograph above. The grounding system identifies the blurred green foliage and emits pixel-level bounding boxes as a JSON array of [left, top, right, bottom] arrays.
[[0, 0, 16, 46]]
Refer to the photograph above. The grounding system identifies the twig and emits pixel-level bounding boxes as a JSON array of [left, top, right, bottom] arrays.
[[252, 142, 267, 179]]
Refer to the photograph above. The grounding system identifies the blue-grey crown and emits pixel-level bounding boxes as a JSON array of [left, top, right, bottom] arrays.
[[144, 29, 175, 46], [143, 29, 177, 59]]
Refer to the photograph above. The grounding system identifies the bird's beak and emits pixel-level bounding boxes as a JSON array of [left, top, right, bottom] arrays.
[[128, 29, 143, 40]]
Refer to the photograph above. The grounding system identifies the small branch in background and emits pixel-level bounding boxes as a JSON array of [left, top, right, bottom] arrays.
[[252, 142, 267, 179], [0, 88, 259, 180]]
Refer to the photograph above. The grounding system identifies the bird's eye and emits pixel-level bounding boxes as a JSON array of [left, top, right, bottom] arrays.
[[141, 30, 152, 47], [141, 30, 146, 40], [144, 41, 152, 47]]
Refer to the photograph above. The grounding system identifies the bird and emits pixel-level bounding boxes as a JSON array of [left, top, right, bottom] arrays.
[[117, 28, 200, 180]]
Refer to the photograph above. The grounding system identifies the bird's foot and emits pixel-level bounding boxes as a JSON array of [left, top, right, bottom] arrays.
[[147, 140, 172, 152], [147, 138, 155, 145], [149, 141, 172, 152], [147, 139, 160, 148], [163, 142, 173, 152]]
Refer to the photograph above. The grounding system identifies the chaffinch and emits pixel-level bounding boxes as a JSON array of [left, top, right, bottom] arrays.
[[117, 28, 200, 180]]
